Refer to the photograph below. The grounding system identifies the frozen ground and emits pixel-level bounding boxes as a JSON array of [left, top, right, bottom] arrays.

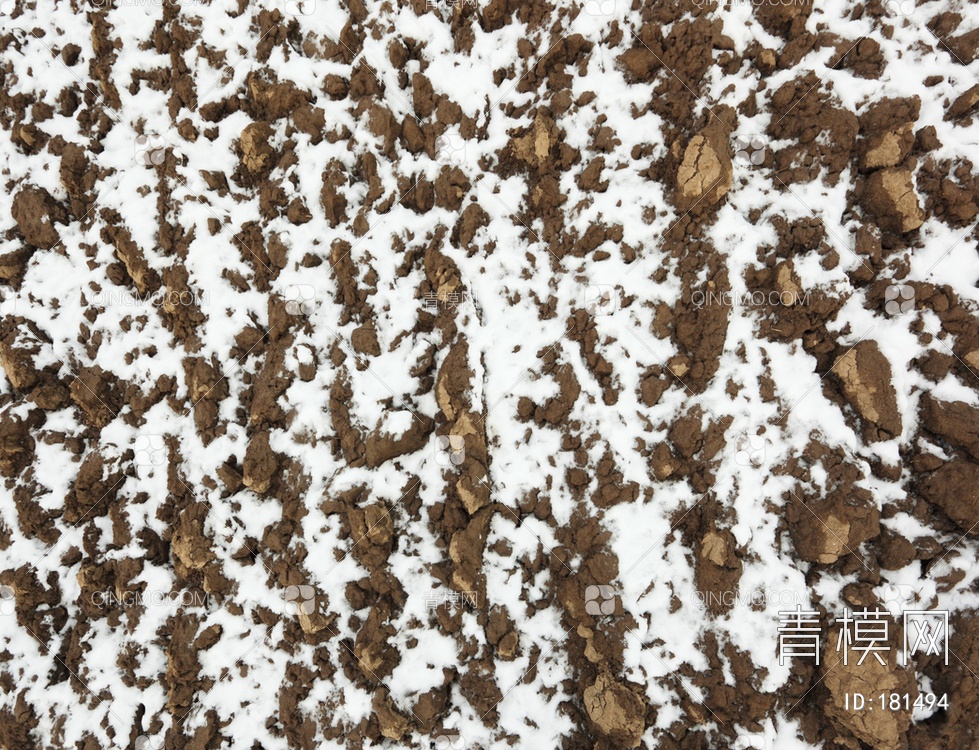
[[1, 0, 979, 748]]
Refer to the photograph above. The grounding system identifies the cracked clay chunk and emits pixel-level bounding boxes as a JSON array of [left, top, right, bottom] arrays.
[[582, 672, 645, 748], [674, 126, 732, 212], [860, 167, 924, 233], [830, 340, 902, 441], [859, 123, 914, 171], [823, 627, 916, 750], [511, 112, 556, 169], [239, 121, 276, 179], [919, 461, 979, 534], [787, 490, 880, 564]]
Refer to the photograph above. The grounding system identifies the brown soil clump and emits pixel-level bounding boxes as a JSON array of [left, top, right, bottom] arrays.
[[0, 414, 34, 478], [946, 84, 979, 121], [786, 487, 880, 564], [829, 341, 902, 442], [583, 671, 646, 748], [236, 121, 277, 184], [364, 413, 433, 468], [769, 74, 858, 185], [10, 186, 67, 250], [243, 430, 279, 494], [673, 121, 733, 212], [860, 167, 925, 234], [859, 123, 915, 172], [920, 395, 979, 460], [919, 461, 979, 534]]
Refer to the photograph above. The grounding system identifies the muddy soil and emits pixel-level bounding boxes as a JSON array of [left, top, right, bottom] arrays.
[[1, 1, 979, 749]]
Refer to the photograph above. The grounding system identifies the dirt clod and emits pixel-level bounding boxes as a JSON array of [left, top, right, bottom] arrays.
[[583, 671, 646, 748], [860, 168, 925, 234], [674, 124, 733, 211], [11, 186, 67, 250], [919, 461, 979, 534], [830, 340, 902, 441]]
